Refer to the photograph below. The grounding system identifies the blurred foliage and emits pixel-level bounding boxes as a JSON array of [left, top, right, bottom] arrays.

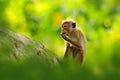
[[0, 0, 120, 80]]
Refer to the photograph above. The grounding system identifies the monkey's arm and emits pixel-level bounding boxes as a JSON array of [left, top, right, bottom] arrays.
[[64, 43, 72, 58], [65, 43, 70, 54], [61, 33, 82, 49]]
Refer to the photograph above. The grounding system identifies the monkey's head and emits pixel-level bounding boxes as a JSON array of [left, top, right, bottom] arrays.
[[61, 20, 76, 35]]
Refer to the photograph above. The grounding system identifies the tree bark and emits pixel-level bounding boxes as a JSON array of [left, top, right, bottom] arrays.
[[0, 27, 59, 64]]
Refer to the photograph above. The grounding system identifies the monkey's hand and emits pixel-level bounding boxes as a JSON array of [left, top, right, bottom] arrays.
[[61, 33, 82, 49], [60, 33, 70, 41]]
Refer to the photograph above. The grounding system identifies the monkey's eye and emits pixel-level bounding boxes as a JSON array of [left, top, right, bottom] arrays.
[[63, 25, 66, 27]]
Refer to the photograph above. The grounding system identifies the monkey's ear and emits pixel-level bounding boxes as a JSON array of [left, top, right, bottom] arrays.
[[72, 22, 76, 28]]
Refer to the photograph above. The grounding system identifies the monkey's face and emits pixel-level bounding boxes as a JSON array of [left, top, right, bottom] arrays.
[[61, 22, 75, 35]]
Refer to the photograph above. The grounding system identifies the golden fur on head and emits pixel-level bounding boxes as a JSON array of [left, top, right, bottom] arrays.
[[62, 19, 76, 28], [62, 19, 76, 25]]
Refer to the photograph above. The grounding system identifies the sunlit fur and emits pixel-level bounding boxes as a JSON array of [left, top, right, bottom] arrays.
[[61, 20, 86, 64]]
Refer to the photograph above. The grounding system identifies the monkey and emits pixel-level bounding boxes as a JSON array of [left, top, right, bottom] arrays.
[[60, 20, 86, 64]]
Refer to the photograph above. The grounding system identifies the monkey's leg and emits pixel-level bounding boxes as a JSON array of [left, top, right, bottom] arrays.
[[64, 46, 73, 58], [78, 50, 85, 64]]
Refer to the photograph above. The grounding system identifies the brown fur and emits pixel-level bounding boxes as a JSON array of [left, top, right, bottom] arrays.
[[61, 20, 86, 64]]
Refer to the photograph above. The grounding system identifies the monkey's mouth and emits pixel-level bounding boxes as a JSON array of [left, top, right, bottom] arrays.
[[63, 31, 69, 35]]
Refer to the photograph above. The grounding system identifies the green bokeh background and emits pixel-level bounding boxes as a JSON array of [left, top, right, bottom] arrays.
[[0, 0, 120, 80]]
